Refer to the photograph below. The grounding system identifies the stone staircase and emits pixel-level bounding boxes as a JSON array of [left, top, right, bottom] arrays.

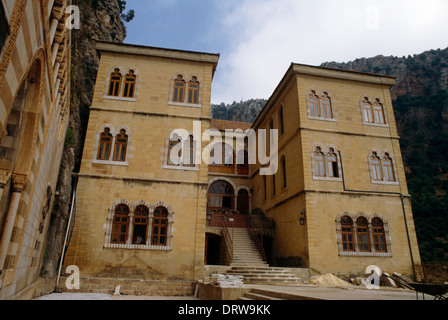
[[225, 228, 303, 286]]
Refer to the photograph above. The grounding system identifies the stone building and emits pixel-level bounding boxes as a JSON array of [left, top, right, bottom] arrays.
[[250, 63, 421, 278], [63, 41, 220, 287], [0, 0, 71, 299], [63, 41, 421, 294]]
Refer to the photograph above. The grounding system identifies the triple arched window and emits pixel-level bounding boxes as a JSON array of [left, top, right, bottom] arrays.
[[171, 75, 200, 105], [106, 68, 137, 99], [337, 214, 390, 256], [96, 127, 130, 164], [307, 90, 334, 120], [108, 202, 173, 249]]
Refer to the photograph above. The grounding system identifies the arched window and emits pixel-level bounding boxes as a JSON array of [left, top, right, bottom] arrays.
[[279, 105, 285, 135], [111, 204, 130, 244], [372, 218, 387, 253], [168, 135, 182, 166], [341, 216, 354, 252], [373, 99, 385, 124], [237, 189, 250, 215], [173, 75, 186, 103], [356, 217, 371, 252], [97, 128, 113, 160], [370, 152, 383, 181], [122, 70, 136, 98], [183, 135, 195, 167], [187, 76, 200, 104], [309, 91, 320, 117], [210, 143, 234, 170], [152, 206, 169, 246], [361, 98, 374, 123], [382, 153, 395, 182], [313, 147, 326, 177], [132, 205, 149, 244], [113, 129, 128, 162], [321, 92, 333, 119], [237, 150, 249, 175], [281, 155, 287, 189], [108, 68, 122, 97], [326, 148, 339, 178], [208, 180, 235, 211]]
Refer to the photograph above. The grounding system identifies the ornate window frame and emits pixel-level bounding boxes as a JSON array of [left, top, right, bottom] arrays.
[[360, 96, 388, 127], [368, 149, 399, 185], [103, 67, 139, 102], [162, 131, 200, 171], [306, 89, 337, 122], [311, 144, 343, 182], [92, 124, 132, 166], [336, 213, 392, 257], [168, 73, 203, 108], [104, 200, 175, 251]]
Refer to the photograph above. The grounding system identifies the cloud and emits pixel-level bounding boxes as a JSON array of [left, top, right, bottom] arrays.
[[211, 0, 448, 104]]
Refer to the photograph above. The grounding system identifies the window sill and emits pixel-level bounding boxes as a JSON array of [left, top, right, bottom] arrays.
[[312, 176, 342, 182], [371, 180, 399, 186], [168, 102, 202, 108], [92, 160, 129, 167], [308, 116, 337, 122], [163, 164, 199, 171], [105, 243, 172, 251], [103, 95, 137, 102], [339, 251, 392, 257], [362, 122, 389, 128]]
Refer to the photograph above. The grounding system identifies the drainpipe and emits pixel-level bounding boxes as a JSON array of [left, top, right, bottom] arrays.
[[338, 151, 416, 278], [57, 175, 78, 286]]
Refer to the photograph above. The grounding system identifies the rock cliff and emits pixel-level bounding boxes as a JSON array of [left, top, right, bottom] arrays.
[[41, 0, 126, 278]]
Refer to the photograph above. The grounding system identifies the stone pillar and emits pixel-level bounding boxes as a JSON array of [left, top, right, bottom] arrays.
[[0, 174, 26, 278]]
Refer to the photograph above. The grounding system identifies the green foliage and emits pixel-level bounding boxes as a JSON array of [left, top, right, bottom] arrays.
[[117, 0, 135, 22], [64, 127, 76, 149], [211, 99, 266, 123]]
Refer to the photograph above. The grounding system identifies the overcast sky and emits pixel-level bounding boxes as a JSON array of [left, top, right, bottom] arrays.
[[124, 0, 448, 104]]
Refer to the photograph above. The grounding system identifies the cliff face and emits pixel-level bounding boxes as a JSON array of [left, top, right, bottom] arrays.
[[41, 0, 126, 278]]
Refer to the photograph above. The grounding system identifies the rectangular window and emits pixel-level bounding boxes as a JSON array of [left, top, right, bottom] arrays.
[[314, 154, 325, 177], [326, 154, 339, 178], [321, 99, 332, 119], [362, 104, 374, 123], [371, 159, 383, 181], [357, 227, 371, 252], [188, 83, 199, 104], [342, 227, 354, 251], [309, 98, 320, 117], [373, 104, 385, 124], [383, 160, 395, 182]]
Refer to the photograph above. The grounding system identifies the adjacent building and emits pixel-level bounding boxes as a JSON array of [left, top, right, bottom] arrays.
[[0, 0, 71, 299]]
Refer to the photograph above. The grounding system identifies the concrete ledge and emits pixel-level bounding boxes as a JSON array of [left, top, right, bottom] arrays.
[[197, 283, 251, 300]]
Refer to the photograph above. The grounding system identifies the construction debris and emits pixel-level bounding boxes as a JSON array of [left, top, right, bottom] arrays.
[[307, 274, 354, 288], [211, 274, 245, 288]]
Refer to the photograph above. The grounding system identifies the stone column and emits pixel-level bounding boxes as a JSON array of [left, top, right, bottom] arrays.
[[0, 174, 26, 277]]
